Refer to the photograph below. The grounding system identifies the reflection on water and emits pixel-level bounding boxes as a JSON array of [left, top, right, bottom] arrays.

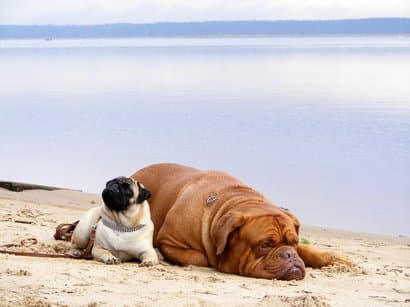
[[0, 37, 409, 235]]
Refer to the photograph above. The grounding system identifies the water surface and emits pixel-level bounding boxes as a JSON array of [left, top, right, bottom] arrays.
[[1, 37, 409, 235]]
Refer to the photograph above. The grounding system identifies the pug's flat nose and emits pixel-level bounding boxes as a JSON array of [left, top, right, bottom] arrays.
[[102, 188, 110, 197]]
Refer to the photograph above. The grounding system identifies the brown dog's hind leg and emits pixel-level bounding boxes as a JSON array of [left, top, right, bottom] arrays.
[[159, 244, 209, 267], [297, 244, 352, 268]]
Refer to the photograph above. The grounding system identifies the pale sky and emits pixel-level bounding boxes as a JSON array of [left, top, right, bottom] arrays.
[[1, 0, 409, 25]]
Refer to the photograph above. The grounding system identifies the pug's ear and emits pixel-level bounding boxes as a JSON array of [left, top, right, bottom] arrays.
[[211, 212, 245, 255], [137, 183, 151, 203]]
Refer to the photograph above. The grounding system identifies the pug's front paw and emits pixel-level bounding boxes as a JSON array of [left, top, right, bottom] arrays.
[[104, 256, 121, 265]]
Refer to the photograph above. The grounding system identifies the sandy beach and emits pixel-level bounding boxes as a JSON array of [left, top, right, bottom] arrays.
[[0, 187, 409, 307]]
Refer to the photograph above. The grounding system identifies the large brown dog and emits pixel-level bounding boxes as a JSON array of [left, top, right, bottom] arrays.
[[132, 163, 351, 280]]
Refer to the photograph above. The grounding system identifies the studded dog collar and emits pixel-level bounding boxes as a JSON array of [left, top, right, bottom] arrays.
[[102, 218, 145, 233]]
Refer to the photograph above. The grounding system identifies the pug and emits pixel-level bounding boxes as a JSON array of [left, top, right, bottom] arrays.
[[71, 177, 159, 266]]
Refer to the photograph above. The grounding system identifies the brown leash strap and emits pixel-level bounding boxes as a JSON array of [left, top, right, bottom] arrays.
[[0, 238, 75, 259], [0, 220, 97, 260], [54, 220, 80, 241]]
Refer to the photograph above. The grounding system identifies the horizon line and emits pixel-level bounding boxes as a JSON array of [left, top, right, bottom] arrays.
[[1, 17, 409, 27]]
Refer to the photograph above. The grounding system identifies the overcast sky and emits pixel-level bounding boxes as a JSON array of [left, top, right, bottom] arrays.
[[1, 0, 409, 25]]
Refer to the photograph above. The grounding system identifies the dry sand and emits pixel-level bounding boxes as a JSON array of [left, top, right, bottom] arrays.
[[0, 187, 409, 307]]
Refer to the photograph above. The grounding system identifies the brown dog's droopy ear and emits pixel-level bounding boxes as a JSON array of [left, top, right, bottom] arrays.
[[211, 212, 245, 255]]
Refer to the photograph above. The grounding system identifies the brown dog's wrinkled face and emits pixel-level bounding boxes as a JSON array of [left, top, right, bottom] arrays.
[[213, 210, 306, 280]]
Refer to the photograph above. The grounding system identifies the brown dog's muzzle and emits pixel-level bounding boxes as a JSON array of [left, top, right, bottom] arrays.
[[262, 246, 306, 280]]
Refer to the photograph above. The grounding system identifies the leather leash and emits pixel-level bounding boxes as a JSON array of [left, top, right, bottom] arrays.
[[0, 220, 96, 260], [54, 220, 80, 241]]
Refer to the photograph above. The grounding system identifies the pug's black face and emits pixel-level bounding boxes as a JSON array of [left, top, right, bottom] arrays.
[[102, 177, 151, 212]]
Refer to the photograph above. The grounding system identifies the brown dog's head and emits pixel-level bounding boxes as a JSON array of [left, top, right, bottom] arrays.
[[211, 206, 305, 280]]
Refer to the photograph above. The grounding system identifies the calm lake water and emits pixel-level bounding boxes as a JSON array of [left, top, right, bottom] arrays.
[[1, 37, 409, 235]]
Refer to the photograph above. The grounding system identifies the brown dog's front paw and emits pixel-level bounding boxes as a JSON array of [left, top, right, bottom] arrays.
[[330, 253, 353, 266], [105, 257, 121, 265]]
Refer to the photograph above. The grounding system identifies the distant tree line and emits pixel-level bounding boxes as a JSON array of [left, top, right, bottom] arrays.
[[0, 18, 409, 39]]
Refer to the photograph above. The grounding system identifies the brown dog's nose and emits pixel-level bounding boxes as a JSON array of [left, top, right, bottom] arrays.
[[279, 248, 298, 261], [275, 246, 306, 280]]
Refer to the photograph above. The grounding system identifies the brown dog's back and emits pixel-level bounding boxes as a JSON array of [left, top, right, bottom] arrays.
[[131, 163, 200, 240]]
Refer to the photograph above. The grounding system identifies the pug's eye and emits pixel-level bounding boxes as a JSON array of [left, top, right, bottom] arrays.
[[256, 240, 275, 255], [120, 182, 129, 189]]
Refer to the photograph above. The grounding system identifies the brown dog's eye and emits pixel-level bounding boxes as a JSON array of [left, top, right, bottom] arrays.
[[256, 240, 274, 255]]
